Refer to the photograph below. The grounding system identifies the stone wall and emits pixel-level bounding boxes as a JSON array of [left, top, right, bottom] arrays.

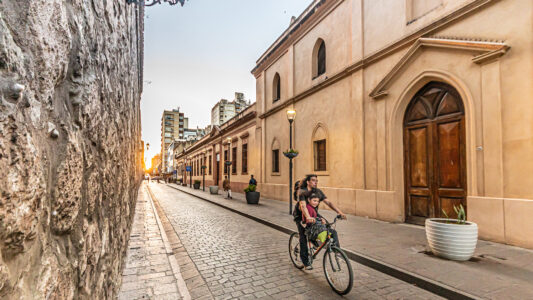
[[0, 1, 143, 299]]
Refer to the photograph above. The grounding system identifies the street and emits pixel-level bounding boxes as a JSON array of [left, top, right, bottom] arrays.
[[120, 182, 442, 299]]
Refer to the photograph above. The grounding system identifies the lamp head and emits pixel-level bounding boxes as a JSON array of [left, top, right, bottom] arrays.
[[286, 109, 296, 122]]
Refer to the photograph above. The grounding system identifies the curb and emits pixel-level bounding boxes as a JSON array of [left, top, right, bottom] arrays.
[[167, 184, 481, 300], [146, 185, 192, 300]]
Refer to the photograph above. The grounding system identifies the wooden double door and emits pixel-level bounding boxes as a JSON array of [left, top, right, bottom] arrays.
[[404, 82, 467, 225]]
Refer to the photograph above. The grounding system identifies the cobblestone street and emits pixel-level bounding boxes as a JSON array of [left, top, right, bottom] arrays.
[[124, 183, 442, 299]]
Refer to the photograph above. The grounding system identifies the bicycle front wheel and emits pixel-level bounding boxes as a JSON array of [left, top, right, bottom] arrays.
[[323, 246, 353, 295], [289, 232, 304, 269]]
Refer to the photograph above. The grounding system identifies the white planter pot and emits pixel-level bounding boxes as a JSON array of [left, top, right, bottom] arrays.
[[425, 218, 478, 261], [209, 186, 219, 195]]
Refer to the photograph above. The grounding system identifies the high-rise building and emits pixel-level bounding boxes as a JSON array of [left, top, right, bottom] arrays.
[[211, 92, 250, 126], [161, 108, 188, 171]]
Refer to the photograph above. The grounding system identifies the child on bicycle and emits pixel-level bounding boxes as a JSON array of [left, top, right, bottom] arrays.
[[305, 194, 328, 246]]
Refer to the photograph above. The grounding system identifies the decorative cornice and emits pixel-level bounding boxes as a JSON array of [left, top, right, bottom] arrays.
[[369, 37, 510, 98], [257, 0, 502, 119]]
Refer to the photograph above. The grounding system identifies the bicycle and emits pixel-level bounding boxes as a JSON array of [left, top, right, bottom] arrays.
[[289, 215, 354, 295]]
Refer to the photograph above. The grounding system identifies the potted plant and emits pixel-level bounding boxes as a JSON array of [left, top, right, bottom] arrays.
[[193, 180, 201, 189], [209, 185, 219, 194], [244, 184, 260, 204], [283, 149, 299, 159], [425, 204, 478, 261]]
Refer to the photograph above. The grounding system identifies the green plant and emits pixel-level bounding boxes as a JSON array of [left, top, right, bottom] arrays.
[[244, 184, 257, 193], [454, 204, 466, 224], [442, 204, 466, 224], [194, 180, 201, 185], [284, 149, 299, 154]]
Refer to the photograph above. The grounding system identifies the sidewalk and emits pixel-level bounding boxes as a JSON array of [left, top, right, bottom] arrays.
[[167, 183, 533, 300], [118, 184, 185, 300]]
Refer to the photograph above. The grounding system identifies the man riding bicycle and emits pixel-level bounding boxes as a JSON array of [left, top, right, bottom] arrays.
[[293, 174, 346, 270]]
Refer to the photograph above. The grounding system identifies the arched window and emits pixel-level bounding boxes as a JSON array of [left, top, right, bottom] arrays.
[[312, 124, 328, 171], [273, 73, 281, 102], [271, 138, 280, 173], [313, 39, 326, 78]]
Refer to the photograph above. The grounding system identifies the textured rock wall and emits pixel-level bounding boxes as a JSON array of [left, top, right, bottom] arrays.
[[0, 1, 143, 299]]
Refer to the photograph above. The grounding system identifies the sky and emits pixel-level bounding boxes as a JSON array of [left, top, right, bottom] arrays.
[[141, 0, 312, 165]]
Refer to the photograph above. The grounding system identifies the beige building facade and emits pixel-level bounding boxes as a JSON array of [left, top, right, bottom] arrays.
[[176, 104, 261, 193], [251, 0, 533, 248]]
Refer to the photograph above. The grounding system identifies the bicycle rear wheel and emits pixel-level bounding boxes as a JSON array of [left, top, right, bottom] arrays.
[[323, 246, 353, 295], [289, 232, 304, 269]]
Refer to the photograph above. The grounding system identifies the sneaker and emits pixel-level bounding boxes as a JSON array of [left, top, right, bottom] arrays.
[[304, 265, 313, 270]]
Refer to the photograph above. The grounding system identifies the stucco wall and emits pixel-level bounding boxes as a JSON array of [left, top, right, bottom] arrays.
[[0, 1, 143, 298], [254, 0, 533, 248], [293, 0, 352, 95], [264, 54, 291, 113], [363, 0, 467, 55]]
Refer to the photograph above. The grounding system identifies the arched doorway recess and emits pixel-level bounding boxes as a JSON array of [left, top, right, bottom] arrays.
[[404, 82, 467, 225]]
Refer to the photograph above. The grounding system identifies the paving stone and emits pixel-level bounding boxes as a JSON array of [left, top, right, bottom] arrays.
[[118, 187, 181, 299], [153, 283, 179, 295], [148, 183, 443, 300]]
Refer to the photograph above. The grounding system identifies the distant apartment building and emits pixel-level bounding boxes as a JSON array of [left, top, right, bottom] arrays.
[[211, 92, 250, 126], [183, 127, 206, 141], [161, 108, 188, 171]]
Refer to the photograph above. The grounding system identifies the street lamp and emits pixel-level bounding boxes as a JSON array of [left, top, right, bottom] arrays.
[[225, 137, 232, 181], [201, 165, 207, 191], [286, 109, 297, 215]]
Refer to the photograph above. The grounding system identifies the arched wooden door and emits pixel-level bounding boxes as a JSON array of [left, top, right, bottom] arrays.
[[404, 82, 467, 225]]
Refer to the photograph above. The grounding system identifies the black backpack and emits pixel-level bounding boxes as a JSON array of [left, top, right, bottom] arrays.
[[292, 179, 309, 222], [293, 180, 300, 201]]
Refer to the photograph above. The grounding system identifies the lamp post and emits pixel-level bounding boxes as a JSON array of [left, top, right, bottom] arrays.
[[202, 165, 207, 191], [225, 161, 232, 184], [225, 137, 232, 184], [181, 160, 185, 185], [286, 109, 297, 215], [202, 151, 207, 191]]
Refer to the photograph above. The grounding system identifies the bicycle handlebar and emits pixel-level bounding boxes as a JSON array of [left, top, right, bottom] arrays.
[[324, 215, 343, 226]]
